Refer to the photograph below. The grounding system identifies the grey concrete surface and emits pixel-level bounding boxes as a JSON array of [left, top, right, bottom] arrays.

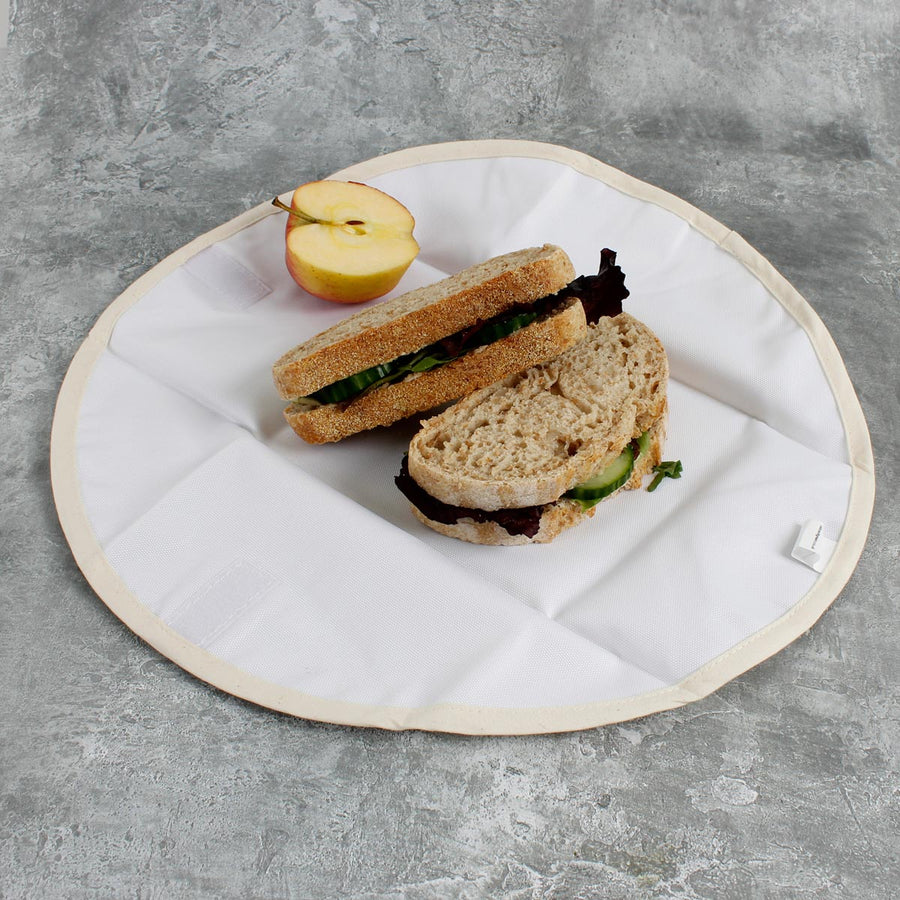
[[2, 1, 898, 897]]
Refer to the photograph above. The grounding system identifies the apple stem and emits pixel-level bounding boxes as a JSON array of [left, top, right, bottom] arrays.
[[271, 197, 367, 233], [271, 196, 319, 225]]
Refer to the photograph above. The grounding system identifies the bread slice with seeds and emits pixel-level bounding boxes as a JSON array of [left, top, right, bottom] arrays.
[[273, 244, 586, 442]]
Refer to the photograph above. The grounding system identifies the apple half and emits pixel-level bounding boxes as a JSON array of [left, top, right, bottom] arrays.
[[275, 180, 419, 304]]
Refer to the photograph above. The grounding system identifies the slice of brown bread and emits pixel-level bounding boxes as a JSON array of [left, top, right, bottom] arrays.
[[407, 413, 666, 545], [407, 312, 668, 511], [283, 297, 587, 443], [273, 244, 576, 399]]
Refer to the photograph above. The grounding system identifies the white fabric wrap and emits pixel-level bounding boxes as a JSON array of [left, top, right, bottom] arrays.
[[59, 146, 869, 733]]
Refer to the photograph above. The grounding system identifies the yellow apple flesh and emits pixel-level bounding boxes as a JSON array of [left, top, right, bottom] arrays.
[[282, 180, 419, 304]]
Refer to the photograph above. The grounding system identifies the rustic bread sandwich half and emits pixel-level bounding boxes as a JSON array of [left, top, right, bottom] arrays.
[[273, 244, 588, 443], [395, 280, 668, 545]]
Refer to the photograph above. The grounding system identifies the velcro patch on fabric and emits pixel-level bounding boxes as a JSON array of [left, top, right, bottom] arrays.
[[184, 245, 271, 311], [166, 558, 276, 648]]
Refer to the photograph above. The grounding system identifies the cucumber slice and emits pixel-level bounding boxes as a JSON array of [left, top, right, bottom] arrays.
[[469, 311, 539, 347], [565, 445, 635, 508], [636, 429, 651, 457], [311, 361, 395, 404]]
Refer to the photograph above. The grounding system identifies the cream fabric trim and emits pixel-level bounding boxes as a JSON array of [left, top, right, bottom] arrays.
[[50, 140, 875, 735]]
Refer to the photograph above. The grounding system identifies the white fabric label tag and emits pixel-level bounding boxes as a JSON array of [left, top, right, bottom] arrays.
[[791, 520, 836, 573]]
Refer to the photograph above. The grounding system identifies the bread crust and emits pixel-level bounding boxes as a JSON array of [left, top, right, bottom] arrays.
[[409, 412, 666, 545], [407, 313, 669, 510], [273, 245, 576, 399], [283, 298, 588, 443]]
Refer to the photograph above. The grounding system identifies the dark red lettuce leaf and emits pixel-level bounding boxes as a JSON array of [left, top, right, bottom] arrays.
[[395, 456, 545, 538], [559, 248, 629, 324]]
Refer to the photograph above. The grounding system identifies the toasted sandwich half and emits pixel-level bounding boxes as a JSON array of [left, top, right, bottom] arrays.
[[395, 310, 669, 545], [273, 245, 587, 443]]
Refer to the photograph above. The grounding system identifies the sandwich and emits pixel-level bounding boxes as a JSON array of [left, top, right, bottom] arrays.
[[394, 253, 669, 545], [273, 245, 588, 444]]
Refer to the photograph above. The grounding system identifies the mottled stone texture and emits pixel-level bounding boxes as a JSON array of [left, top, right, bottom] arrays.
[[1, 0, 898, 897]]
